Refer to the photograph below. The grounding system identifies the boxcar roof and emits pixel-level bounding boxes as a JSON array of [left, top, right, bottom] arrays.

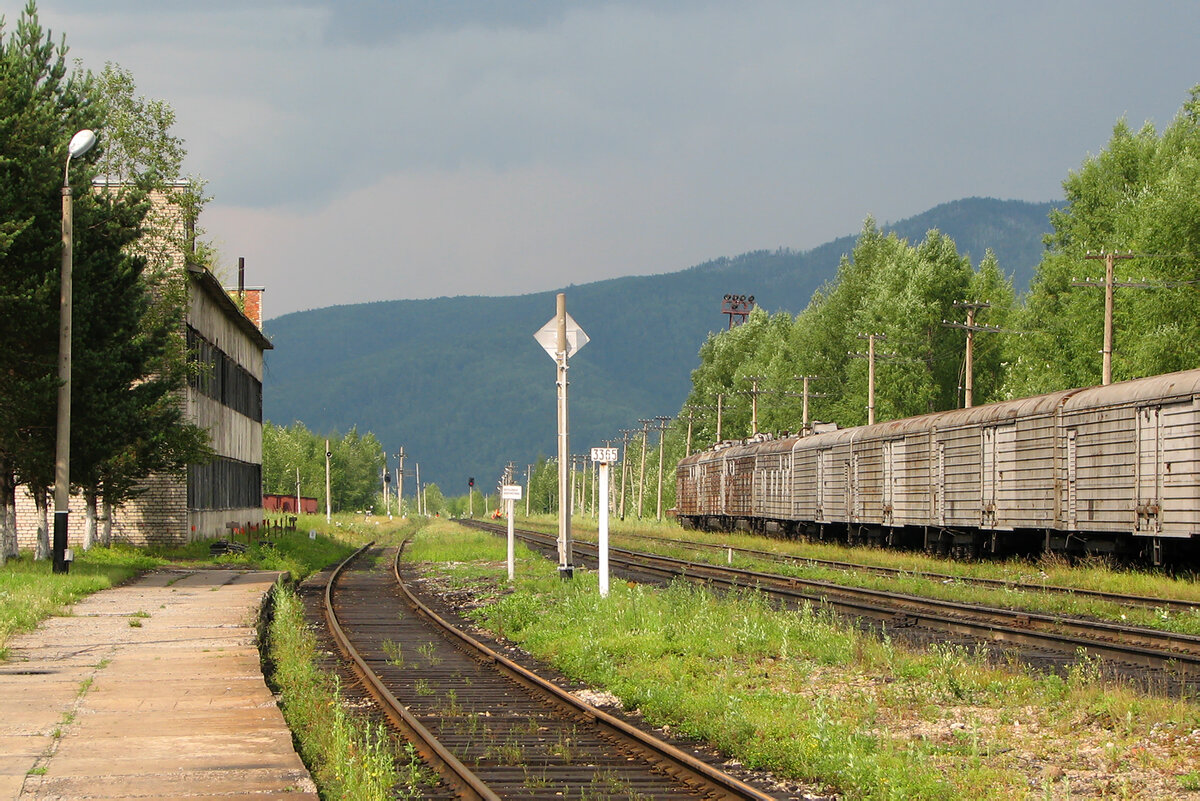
[[679, 368, 1200, 464], [1062, 368, 1200, 411]]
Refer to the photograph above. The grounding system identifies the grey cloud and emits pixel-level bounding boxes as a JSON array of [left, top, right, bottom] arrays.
[[318, 0, 576, 44], [30, 0, 1200, 318]]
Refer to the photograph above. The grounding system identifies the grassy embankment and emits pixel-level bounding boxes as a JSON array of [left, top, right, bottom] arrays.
[[407, 517, 1200, 800], [0, 512, 433, 800], [517, 512, 1200, 636]]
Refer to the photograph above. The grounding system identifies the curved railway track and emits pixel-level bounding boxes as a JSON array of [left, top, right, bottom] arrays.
[[463, 520, 1200, 690], [322, 541, 782, 800]]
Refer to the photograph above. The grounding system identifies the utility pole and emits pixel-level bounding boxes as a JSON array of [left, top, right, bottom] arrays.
[[849, 333, 895, 425], [395, 447, 406, 516], [681, 405, 712, 457], [576, 453, 585, 515], [655, 416, 672, 521], [414, 462, 421, 515], [525, 464, 533, 517], [943, 302, 1001, 407], [382, 464, 390, 516], [637, 419, 652, 519], [793, 376, 827, 435], [744, 375, 767, 435], [324, 440, 331, 524], [568, 456, 578, 516], [295, 468, 301, 518], [1079, 250, 1137, 385], [602, 439, 617, 515], [715, 393, 724, 443], [618, 429, 635, 519]]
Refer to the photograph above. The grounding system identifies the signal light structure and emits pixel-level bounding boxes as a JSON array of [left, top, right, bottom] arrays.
[[722, 294, 755, 328]]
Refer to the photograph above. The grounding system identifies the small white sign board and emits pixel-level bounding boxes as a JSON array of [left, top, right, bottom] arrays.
[[501, 484, 523, 500], [591, 447, 619, 463], [533, 314, 589, 360]]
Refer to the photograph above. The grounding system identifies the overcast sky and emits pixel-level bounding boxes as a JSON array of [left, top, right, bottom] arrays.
[[27, 1, 1200, 319]]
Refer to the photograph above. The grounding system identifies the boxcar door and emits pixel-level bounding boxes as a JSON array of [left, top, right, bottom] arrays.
[[934, 440, 947, 526], [850, 454, 862, 522], [1066, 429, 1078, 530], [816, 449, 828, 522], [981, 427, 997, 527], [882, 440, 899, 525], [1135, 406, 1162, 534], [995, 426, 1016, 529], [719, 453, 728, 517]]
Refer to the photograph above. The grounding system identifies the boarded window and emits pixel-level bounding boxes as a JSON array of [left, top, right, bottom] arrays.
[[188, 457, 262, 510], [187, 326, 263, 421]]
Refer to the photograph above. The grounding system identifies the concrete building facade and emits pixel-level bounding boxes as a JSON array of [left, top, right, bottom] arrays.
[[15, 188, 271, 549]]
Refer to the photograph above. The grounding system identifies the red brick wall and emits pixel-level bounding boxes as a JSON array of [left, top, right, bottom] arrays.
[[242, 288, 263, 329]]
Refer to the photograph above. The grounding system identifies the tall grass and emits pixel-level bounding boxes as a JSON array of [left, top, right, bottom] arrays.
[[540, 513, 1200, 632], [267, 584, 423, 799], [410, 521, 1200, 800]]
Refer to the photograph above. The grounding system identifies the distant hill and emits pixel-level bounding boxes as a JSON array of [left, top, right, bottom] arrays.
[[263, 197, 1056, 494]]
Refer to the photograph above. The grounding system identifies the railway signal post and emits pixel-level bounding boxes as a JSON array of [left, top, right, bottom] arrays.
[[534, 293, 589, 579], [592, 447, 619, 597]]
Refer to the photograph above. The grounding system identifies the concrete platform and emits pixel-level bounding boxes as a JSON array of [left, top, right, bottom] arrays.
[[0, 568, 317, 800]]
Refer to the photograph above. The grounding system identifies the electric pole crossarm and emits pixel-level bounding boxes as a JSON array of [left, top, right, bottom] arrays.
[[943, 302, 1003, 408]]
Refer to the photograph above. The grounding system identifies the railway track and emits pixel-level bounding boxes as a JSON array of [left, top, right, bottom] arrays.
[[464, 520, 1200, 689], [322, 541, 782, 800], [620, 529, 1200, 615]]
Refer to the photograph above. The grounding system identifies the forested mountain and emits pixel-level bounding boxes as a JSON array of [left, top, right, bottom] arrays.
[[263, 197, 1054, 496]]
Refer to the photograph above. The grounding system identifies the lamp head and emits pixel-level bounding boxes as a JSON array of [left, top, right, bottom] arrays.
[[67, 129, 97, 159]]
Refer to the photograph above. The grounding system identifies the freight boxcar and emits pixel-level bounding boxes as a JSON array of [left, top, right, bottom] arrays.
[[676, 369, 1200, 564]]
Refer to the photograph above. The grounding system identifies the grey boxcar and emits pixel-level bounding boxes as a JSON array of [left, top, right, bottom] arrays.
[[676, 369, 1200, 563]]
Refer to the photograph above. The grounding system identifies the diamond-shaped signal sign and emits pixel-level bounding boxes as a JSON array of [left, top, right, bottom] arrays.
[[533, 314, 589, 360]]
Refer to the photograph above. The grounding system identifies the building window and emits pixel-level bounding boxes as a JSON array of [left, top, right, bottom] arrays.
[[188, 457, 262, 510], [187, 325, 263, 421]]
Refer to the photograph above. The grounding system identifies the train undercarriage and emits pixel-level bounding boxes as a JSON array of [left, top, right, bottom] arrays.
[[678, 514, 1200, 567]]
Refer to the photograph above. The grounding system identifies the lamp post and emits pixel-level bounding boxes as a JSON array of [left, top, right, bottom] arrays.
[[53, 129, 97, 574]]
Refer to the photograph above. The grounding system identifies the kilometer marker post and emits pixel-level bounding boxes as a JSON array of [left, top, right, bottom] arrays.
[[501, 483, 523, 581], [592, 447, 619, 597]]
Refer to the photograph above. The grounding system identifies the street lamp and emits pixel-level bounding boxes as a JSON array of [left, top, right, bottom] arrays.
[[53, 128, 97, 574]]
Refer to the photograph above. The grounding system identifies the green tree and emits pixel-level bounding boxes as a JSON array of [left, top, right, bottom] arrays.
[[423, 483, 445, 516], [0, 5, 218, 558], [1007, 86, 1200, 395], [0, 2, 99, 560], [526, 455, 557, 514], [675, 221, 1018, 460], [263, 422, 385, 514]]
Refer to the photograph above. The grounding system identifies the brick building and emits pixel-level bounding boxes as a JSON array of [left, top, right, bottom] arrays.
[[15, 188, 272, 549]]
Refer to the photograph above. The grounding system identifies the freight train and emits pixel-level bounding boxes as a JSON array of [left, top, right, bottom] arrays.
[[675, 369, 1200, 565]]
